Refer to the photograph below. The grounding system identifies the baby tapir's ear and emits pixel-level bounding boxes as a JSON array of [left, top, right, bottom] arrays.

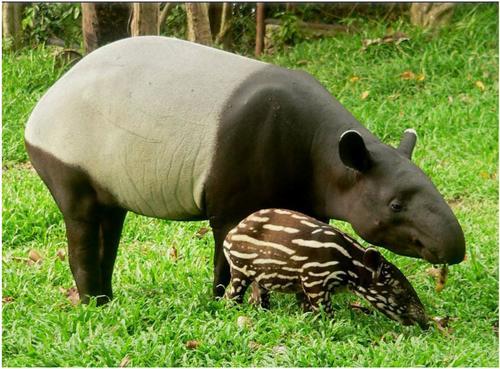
[[363, 248, 382, 273]]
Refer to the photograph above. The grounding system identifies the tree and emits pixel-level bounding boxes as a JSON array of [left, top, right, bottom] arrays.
[[214, 2, 232, 48], [82, 3, 131, 54], [255, 3, 265, 56], [410, 3, 455, 29], [185, 2, 212, 45], [131, 3, 160, 36], [2, 2, 23, 50]]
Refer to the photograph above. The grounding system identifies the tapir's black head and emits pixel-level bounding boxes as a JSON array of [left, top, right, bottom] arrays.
[[337, 129, 465, 265], [356, 248, 429, 329]]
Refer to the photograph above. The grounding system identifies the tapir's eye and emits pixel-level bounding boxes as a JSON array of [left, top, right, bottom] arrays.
[[390, 200, 403, 212]]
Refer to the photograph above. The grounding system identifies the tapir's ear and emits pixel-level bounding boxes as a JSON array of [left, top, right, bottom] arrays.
[[363, 248, 382, 273], [397, 128, 417, 159], [339, 130, 372, 172]]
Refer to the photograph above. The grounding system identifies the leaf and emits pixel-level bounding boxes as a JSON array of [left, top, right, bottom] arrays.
[[416, 73, 426, 82], [426, 265, 448, 292], [119, 355, 130, 368], [400, 71, 416, 80], [168, 245, 178, 262], [272, 345, 287, 354], [475, 81, 485, 91], [2, 296, 14, 304], [28, 249, 43, 264], [360, 91, 370, 100], [361, 31, 409, 50], [349, 76, 360, 83], [432, 316, 454, 335], [56, 249, 66, 261], [60, 286, 80, 305], [248, 341, 261, 351], [195, 227, 210, 239], [185, 340, 200, 349], [237, 315, 252, 329]]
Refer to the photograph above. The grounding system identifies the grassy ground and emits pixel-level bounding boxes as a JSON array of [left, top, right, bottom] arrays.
[[2, 4, 498, 367]]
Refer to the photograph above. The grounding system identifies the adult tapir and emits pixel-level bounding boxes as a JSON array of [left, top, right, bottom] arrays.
[[25, 36, 465, 305]]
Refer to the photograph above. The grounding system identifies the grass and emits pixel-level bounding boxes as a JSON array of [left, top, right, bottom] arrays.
[[2, 3, 498, 367]]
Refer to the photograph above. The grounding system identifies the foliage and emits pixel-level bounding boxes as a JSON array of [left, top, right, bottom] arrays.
[[274, 11, 304, 47], [160, 4, 187, 41], [21, 3, 82, 47], [2, 3, 498, 367]]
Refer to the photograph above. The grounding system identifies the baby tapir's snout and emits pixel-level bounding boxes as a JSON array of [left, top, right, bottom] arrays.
[[223, 208, 428, 329]]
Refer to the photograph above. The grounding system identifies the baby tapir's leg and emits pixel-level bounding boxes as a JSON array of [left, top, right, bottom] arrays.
[[301, 277, 334, 317], [225, 270, 251, 304], [248, 282, 270, 309], [256, 284, 270, 310]]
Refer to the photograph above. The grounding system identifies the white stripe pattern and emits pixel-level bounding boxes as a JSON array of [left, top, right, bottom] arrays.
[[304, 279, 323, 288], [322, 270, 346, 286], [307, 291, 325, 298], [300, 220, 319, 228], [291, 214, 308, 220], [229, 250, 258, 259], [302, 260, 339, 269], [255, 272, 278, 281], [290, 255, 308, 261], [308, 270, 330, 277], [230, 263, 256, 277], [231, 234, 295, 255], [323, 230, 336, 236], [262, 224, 300, 234], [274, 209, 291, 214], [311, 229, 323, 234], [247, 215, 269, 222], [347, 270, 358, 279], [291, 239, 351, 258], [282, 266, 302, 272], [253, 258, 287, 265], [352, 259, 371, 270]]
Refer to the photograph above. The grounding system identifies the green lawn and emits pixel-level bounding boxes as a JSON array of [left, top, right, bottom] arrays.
[[2, 4, 498, 367]]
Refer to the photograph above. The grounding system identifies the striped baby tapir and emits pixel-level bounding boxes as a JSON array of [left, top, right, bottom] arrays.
[[224, 209, 429, 329], [25, 36, 464, 305]]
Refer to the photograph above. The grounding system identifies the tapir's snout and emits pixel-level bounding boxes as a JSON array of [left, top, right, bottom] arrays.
[[419, 216, 466, 265]]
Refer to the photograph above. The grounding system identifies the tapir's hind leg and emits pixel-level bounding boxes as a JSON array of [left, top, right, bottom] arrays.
[[64, 217, 103, 304], [98, 207, 127, 300], [26, 142, 124, 305]]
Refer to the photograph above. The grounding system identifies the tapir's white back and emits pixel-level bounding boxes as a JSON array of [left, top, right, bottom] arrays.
[[25, 37, 268, 219]]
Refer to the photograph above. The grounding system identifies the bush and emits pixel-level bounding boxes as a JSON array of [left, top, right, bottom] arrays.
[[21, 3, 82, 47]]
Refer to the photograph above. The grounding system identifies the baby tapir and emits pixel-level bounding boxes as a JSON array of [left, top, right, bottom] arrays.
[[223, 208, 429, 329]]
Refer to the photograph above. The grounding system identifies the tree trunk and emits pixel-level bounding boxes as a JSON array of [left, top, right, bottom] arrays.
[[410, 3, 455, 29], [2, 2, 23, 51], [214, 2, 233, 48], [131, 3, 160, 36], [82, 3, 131, 54], [255, 3, 265, 57], [185, 2, 212, 45], [208, 3, 222, 37]]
